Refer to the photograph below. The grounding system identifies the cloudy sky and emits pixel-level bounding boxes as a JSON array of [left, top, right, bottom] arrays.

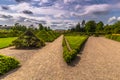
[[0, 0, 120, 29]]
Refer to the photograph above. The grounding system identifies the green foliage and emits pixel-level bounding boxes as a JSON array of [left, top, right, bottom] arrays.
[[11, 23, 27, 32], [85, 20, 96, 33], [37, 30, 60, 42], [0, 55, 20, 75], [0, 30, 21, 38], [105, 34, 120, 41], [0, 37, 17, 49], [12, 30, 45, 49], [96, 21, 104, 32], [63, 36, 88, 63]]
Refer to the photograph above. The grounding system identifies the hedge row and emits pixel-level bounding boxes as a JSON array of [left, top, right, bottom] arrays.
[[63, 36, 88, 63], [63, 37, 77, 63], [105, 34, 120, 42], [36, 30, 60, 42], [0, 55, 20, 75]]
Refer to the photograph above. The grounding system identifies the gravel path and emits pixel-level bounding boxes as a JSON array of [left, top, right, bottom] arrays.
[[1, 36, 120, 80], [0, 47, 40, 65], [0, 35, 65, 80]]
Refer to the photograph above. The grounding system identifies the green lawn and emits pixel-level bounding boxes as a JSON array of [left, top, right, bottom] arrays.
[[65, 36, 88, 50], [0, 37, 17, 49]]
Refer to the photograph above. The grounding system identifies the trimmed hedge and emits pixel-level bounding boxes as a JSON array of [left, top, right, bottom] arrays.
[[12, 30, 45, 49], [36, 30, 60, 42], [63, 36, 88, 63], [0, 55, 20, 75], [105, 34, 120, 41]]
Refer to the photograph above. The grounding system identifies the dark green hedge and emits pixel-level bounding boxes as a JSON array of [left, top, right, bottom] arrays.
[[0, 55, 20, 75], [12, 30, 45, 49]]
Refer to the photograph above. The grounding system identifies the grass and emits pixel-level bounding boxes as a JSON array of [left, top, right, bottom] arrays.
[[63, 36, 88, 63], [65, 36, 88, 51], [0, 37, 17, 49]]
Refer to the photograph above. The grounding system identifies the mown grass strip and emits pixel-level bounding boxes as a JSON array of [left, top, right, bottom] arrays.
[[0, 37, 17, 49], [63, 36, 88, 63]]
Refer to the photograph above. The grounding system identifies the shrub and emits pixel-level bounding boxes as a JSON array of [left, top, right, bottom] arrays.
[[0, 55, 20, 75], [12, 30, 45, 49]]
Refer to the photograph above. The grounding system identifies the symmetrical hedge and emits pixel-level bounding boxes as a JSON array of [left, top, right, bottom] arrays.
[[12, 30, 45, 49], [0, 55, 20, 75], [63, 36, 88, 63], [63, 37, 77, 63]]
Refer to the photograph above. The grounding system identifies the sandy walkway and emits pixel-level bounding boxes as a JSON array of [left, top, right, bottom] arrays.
[[1, 36, 120, 80], [1, 35, 65, 80]]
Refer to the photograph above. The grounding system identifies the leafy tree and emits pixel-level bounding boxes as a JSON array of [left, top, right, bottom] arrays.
[[11, 23, 27, 32], [104, 24, 113, 34], [85, 20, 96, 33], [39, 23, 44, 30], [96, 21, 104, 33], [112, 21, 120, 34]]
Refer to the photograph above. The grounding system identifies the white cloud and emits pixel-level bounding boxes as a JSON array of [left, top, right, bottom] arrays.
[[108, 16, 117, 23]]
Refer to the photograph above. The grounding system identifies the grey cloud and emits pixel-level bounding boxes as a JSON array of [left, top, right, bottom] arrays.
[[1, 6, 9, 10], [92, 10, 109, 15], [16, 16, 27, 22], [51, 22, 62, 24], [22, 10, 33, 14], [0, 14, 13, 19], [15, 0, 31, 3]]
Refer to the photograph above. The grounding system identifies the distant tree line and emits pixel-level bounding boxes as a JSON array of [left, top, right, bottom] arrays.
[[70, 20, 120, 35]]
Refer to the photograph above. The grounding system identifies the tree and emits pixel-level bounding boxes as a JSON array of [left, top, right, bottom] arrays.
[[81, 20, 85, 28], [81, 20, 85, 32], [104, 24, 112, 34], [75, 22, 81, 32], [11, 23, 27, 32], [85, 20, 96, 33], [112, 21, 120, 34], [39, 23, 44, 30], [96, 21, 104, 33]]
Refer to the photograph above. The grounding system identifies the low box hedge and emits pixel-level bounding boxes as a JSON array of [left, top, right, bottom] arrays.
[[0, 55, 20, 75]]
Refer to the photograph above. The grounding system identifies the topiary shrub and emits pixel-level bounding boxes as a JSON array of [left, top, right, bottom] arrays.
[[0, 55, 20, 75], [12, 30, 45, 49]]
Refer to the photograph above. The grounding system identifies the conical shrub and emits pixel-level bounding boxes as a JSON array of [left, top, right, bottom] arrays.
[[12, 30, 45, 49]]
